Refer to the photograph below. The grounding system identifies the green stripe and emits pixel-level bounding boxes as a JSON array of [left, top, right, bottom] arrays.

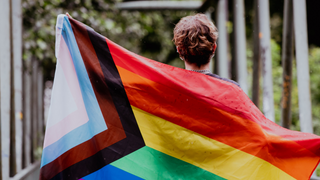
[[111, 146, 226, 180]]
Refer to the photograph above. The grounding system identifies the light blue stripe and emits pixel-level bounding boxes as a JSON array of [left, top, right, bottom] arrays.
[[41, 15, 108, 167]]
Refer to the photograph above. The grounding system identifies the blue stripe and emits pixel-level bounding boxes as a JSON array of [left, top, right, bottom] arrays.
[[81, 165, 143, 180], [41, 15, 108, 167]]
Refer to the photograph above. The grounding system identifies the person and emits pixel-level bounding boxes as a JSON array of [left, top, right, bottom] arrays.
[[173, 13, 239, 87]]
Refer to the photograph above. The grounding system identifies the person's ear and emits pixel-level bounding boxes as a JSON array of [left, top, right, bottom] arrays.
[[176, 46, 180, 53], [212, 43, 217, 53]]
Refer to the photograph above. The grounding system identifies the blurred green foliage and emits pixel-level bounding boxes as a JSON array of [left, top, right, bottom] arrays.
[[309, 47, 320, 135], [23, 0, 193, 81]]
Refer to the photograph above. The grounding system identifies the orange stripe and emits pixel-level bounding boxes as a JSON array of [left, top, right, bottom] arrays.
[[116, 65, 319, 180]]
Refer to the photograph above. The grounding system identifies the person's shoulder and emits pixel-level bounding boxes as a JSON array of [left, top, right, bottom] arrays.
[[206, 73, 240, 87]]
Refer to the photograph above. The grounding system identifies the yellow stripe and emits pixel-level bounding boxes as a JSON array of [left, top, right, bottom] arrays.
[[132, 106, 295, 180]]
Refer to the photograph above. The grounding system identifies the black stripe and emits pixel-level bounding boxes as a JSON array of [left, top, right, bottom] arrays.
[[85, 27, 145, 152]]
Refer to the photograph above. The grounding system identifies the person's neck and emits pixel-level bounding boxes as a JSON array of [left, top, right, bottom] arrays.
[[184, 62, 210, 71]]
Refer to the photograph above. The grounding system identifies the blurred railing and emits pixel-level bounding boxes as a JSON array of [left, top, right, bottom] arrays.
[[0, 0, 44, 179]]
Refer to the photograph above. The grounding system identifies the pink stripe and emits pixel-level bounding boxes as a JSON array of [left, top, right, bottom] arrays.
[[43, 37, 89, 148]]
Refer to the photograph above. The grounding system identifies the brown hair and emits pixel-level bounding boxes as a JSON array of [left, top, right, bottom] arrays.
[[173, 13, 218, 67]]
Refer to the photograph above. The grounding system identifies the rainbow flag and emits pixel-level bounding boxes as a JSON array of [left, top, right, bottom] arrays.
[[40, 14, 320, 180]]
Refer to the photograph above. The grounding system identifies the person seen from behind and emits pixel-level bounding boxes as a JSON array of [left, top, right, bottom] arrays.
[[173, 13, 240, 87]]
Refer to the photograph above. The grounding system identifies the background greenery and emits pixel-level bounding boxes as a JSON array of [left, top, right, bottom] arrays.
[[23, 0, 194, 81], [23, 0, 320, 135]]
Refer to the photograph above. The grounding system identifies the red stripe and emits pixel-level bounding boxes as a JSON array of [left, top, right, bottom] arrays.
[[106, 38, 320, 157]]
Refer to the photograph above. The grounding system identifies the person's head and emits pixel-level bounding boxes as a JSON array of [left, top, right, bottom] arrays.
[[173, 13, 218, 67]]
